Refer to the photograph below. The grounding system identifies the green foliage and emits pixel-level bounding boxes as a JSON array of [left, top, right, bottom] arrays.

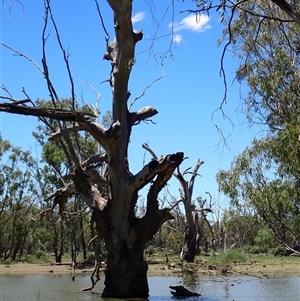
[[0, 125, 296, 264], [222, 209, 259, 248], [224, 1, 300, 130], [35, 250, 45, 259], [0, 139, 40, 261], [273, 246, 287, 257], [145, 245, 155, 256], [217, 138, 300, 251], [241, 245, 251, 253], [208, 249, 247, 267], [23, 255, 36, 263], [86, 252, 96, 263], [164, 232, 183, 254], [247, 246, 264, 255], [254, 229, 274, 254], [241, 244, 266, 255], [216, 0, 300, 252]]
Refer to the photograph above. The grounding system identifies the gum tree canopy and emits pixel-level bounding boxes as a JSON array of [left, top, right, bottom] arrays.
[[0, 0, 184, 298]]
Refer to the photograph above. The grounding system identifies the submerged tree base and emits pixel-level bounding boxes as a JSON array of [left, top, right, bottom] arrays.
[[102, 260, 149, 298]]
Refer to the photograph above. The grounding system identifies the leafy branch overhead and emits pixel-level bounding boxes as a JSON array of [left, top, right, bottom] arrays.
[[185, 0, 300, 136]]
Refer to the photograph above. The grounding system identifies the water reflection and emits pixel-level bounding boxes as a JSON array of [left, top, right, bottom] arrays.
[[0, 274, 299, 301]]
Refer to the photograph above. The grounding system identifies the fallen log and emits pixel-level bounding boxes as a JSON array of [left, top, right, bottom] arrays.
[[169, 285, 201, 297]]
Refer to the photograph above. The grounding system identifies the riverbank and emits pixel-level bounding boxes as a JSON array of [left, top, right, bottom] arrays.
[[1, 254, 299, 277]]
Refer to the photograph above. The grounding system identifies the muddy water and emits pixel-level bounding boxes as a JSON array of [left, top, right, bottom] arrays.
[[0, 274, 299, 300]]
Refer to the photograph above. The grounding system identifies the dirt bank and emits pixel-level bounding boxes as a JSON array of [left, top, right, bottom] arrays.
[[1, 256, 299, 278]]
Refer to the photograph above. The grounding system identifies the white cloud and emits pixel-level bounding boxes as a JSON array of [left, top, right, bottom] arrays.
[[171, 14, 211, 33], [132, 12, 145, 25], [173, 34, 183, 44]]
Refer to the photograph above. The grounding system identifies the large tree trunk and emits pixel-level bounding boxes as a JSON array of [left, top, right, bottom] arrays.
[[0, 0, 185, 297], [181, 215, 200, 262], [102, 241, 148, 298]]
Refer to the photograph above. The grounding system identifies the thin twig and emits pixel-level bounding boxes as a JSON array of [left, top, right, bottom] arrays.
[[47, 0, 75, 110], [128, 72, 164, 110], [0, 42, 44, 73]]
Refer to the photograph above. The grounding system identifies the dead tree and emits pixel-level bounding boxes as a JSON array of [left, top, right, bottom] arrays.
[[174, 160, 204, 262], [0, 0, 184, 298], [142, 143, 204, 262]]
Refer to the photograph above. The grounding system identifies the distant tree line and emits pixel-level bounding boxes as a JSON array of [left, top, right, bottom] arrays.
[[0, 136, 293, 264]]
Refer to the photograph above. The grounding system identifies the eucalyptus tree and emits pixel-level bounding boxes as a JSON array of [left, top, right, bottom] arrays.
[[221, 208, 259, 250], [217, 138, 300, 254], [226, 2, 300, 131], [192, 1, 300, 28], [35, 99, 99, 264], [194, 0, 300, 253], [0, 139, 39, 260], [0, 0, 184, 298], [190, 1, 300, 117]]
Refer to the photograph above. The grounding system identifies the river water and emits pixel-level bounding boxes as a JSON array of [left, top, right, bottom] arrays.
[[0, 274, 299, 301]]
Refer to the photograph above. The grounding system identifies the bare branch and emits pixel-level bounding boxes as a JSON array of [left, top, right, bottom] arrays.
[[190, 204, 213, 214], [141, 142, 158, 160], [81, 80, 101, 116], [48, 125, 84, 140], [130, 106, 158, 126], [173, 168, 188, 201], [0, 102, 95, 121], [71, 166, 107, 210], [94, 0, 110, 41], [46, 0, 76, 109], [142, 142, 202, 209], [170, 198, 183, 210], [1, 0, 25, 23], [41, 1, 60, 107], [130, 152, 184, 195], [81, 261, 102, 291], [188, 159, 204, 197], [128, 73, 164, 110], [76, 121, 110, 150], [0, 42, 44, 73], [82, 153, 107, 167], [40, 181, 75, 216], [135, 1, 176, 65]]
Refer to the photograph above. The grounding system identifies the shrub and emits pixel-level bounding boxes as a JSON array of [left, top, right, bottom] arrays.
[[2, 259, 11, 265], [86, 252, 96, 263], [225, 249, 247, 262], [248, 246, 263, 254], [23, 255, 35, 263], [145, 245, 155, 256], [208, 249, 247, 267], [35, 250, 45, 259], [273, 246, 287, 256], [165, 232, 183, 255], [241, 245, 252, 253], [254, 229, 274, 255]]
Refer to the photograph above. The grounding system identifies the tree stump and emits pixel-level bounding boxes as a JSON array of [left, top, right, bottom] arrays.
[[169, 285, 201, 297]]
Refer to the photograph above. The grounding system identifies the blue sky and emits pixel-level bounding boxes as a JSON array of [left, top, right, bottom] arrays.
[[0, 1, 259, 205]]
